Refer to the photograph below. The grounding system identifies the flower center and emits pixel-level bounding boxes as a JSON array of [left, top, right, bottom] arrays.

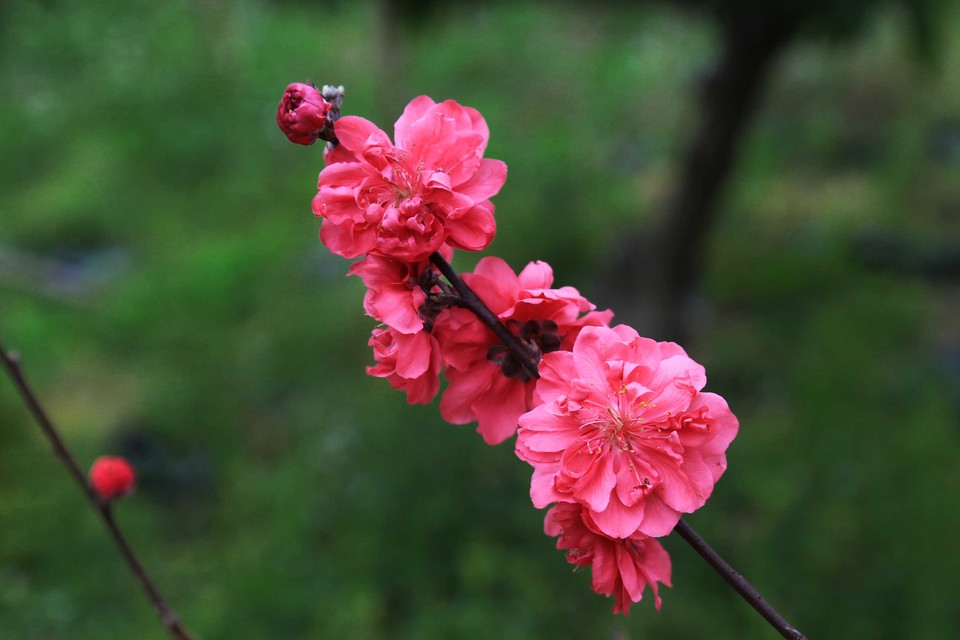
[[601, 403, 637, 452], [386, 155, 424, 201]]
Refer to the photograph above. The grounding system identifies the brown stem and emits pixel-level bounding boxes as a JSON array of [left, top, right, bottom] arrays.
[[0, 339, 196, 640], [429, 252, 540, 379], [428, 253, 804, 639], [673, 520, 806, 639]]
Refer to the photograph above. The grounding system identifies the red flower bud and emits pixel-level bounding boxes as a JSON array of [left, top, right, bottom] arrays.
[[277, 82, 332, 145], [89, 456, 137, 501]]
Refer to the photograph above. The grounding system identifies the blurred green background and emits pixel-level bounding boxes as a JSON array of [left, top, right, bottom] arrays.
[[2, 1, 960, 638]]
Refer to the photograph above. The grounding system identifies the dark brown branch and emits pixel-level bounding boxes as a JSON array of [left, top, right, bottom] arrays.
[[429, 252, 540, 379], [674, 519, 806, 640], [0, 339, 196, 640], [428, 254, 805, 639]]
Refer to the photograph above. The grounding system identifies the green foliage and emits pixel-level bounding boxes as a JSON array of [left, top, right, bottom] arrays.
[[1, 1, 959, 638]]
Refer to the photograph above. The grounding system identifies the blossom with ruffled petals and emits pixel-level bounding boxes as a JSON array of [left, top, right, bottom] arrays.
[[351, 256, 428, 334], [312, 96, 507, 261], [367, 327, 442, 405], [277, 83, 331, 145], [433, 257, 612, 445], [516, 324, 738, 538], [546, 502, 671, 614]]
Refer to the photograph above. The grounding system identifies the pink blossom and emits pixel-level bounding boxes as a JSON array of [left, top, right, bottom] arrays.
[[516, 324, 739, 538], [348, 249, 449, 334], [543, 502, 672, 615], [312, 96, 507, 261], [367, 327, 442, 405], [323, 140, 357, 165], [277, 83, 331, 145], [545, 502, 671, 615], [433, 257, 613, 445]]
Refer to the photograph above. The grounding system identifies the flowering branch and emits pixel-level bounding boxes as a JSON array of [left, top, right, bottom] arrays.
[[424, 254, 805, 639], [280, 83, 803, 632], [0, 338, 196, 640], [429, 252, 540, 379]]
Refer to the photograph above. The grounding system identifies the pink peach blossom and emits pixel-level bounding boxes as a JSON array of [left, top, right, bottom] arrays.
[[312, 96, 507, 261], [323, 141, 357, 165], [433, 257, 612, 445], [367, 327, 442, 405], [516, 324, 738, 538], [348, 248, 450, 334], [545, 502, 671, 615]]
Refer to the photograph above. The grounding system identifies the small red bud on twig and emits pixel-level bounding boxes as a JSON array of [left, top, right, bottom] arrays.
[[90, 456, 137, 502]]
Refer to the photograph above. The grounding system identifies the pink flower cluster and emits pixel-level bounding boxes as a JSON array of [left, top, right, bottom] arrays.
[[281, 92, 740, 615], [363, 254, 610, 445], [433, 257, 613, 444]]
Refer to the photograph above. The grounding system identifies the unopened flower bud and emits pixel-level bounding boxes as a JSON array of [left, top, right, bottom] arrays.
[[89, 456, 137, 502], [277, 82, 332, 145]]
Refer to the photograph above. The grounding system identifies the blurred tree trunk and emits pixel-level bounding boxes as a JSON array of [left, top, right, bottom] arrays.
[[608, 15, 796, 345]]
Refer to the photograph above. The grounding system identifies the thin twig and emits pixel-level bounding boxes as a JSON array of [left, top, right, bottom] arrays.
[[0, 339, 196, 640], [429, 252, 540, 379], [428, 253, 805, 639], [674, 519, 806, 640]]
